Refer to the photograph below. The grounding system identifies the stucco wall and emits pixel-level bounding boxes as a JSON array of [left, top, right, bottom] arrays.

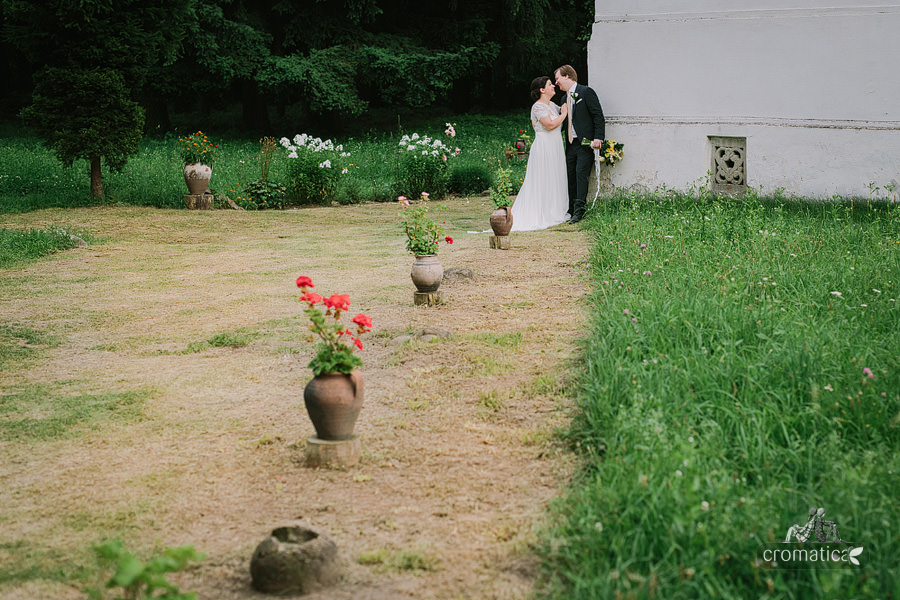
[[588, 2, 900, 198]]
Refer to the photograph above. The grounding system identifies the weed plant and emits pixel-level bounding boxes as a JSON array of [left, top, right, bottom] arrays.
[[540, 191, 900, 599]]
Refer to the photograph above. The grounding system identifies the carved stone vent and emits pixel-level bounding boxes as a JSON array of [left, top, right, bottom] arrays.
[[710, 136, 747, 194]]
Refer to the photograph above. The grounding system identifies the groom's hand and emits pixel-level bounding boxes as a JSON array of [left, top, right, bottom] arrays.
[[590, 139, 602, 149]]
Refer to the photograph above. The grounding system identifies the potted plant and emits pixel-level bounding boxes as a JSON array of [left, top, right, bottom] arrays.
[[489, 164, 514, 236], [296, 276, 372, 441], [515, 127, 532, 156], [178, 131, 218, 196], [399, 193, 453, 294]]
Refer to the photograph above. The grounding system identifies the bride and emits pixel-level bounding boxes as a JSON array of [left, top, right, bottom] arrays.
[[510, 76, 570, 231]]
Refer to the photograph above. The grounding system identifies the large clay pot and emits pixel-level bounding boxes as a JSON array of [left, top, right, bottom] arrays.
[[410, 254, 443, 293], [303, 370, 364, 440], [183, 163, 212, 195], [490, 206, 513, 236]]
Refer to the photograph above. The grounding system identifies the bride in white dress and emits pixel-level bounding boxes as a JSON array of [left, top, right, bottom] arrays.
[[510, 76, 570, 231]]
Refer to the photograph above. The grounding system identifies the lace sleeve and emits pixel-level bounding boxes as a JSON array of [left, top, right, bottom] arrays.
[[530, 102, 550, 129]]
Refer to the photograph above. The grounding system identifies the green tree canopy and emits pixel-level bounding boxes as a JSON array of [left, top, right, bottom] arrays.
[[4, 0, 192, 198]]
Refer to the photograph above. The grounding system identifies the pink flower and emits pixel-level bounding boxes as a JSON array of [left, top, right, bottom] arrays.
[[421, 192, 430, 198], [863, 367, 874, 379], [624, 309, 629, 315], [296, 275, 314, 289]]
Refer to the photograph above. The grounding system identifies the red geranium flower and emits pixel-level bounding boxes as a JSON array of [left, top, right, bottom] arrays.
[[300, 291, 322, 305], [445, 236, 453, 244], [352, 313, 372, 329], [295, 276, 371, 376], [324, 294, 351, 312]]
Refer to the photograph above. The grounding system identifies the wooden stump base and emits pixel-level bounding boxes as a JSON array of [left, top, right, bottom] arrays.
[[304, 435, 361, 468], [184, 193, 213, 210], [489, 235, 510, 250], [413, 291, 444, 306]]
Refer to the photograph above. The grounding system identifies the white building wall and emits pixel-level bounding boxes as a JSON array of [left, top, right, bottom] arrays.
[[588, 1, 900, 198]]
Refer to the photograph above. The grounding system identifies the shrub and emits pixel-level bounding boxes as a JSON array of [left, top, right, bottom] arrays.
[[448, 163, 492, 195], [283, 147, 338, 206], [280, 134, 347, 206], [396, 152, 447, 199], [393, 133, 458, 199], [239, 179, 286, 210], [335, 178, 367, 205]]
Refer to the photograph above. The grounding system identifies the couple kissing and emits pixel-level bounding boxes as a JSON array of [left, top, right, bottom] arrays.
[[510, 64, 605, 232]]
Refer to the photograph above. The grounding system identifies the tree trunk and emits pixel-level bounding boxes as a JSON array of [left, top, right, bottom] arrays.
[[90, 156, 104, 200]]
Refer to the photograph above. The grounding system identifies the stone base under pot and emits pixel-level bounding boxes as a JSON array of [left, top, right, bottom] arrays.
[[413, 290, 444, 306], [489, 235, 510, 250], [304, 435, 361, 468], [183, 193, 213, 210]]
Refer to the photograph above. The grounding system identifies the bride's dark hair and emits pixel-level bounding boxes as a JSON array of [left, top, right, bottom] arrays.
[[530, 76, 550, 102]]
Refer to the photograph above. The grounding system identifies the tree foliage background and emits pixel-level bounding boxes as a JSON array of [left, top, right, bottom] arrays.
[[1, 0, 594, 136]]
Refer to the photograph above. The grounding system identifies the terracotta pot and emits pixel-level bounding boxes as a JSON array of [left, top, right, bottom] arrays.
[[303, 370, 364, 440], [183, 163, 212, 195], [515, 140, 527, 156], [489, 206, 513, 236], [410, 254, 443, 293]]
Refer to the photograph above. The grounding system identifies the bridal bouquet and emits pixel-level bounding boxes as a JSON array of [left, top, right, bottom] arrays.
[[594, 139, 625, 166]]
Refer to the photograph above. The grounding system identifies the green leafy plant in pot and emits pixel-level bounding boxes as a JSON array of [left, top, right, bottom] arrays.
[[399, 193, 454, 294], [489, 164, 514, 236]]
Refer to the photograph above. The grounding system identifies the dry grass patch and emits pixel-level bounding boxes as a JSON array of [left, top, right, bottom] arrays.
[[0, 197, 588, 600]]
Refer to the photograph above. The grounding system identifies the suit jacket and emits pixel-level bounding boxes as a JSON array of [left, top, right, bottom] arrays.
[[566, 82, 605, 144]]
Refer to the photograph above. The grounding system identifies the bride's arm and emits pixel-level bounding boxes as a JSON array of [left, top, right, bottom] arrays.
[[539, 102, 567, 131]]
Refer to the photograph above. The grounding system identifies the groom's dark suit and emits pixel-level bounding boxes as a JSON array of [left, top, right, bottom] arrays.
[[563, 82, 605, 222]]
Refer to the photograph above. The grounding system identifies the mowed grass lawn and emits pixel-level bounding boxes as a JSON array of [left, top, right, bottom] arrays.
[[541, 194, 899, 599]]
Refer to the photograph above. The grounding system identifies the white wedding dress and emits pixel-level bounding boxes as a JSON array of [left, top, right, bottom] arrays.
[[510, 101, 569, 231]]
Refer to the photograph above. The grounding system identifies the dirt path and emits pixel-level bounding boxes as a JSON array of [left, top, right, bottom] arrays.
[[0, 198, 589, 600]]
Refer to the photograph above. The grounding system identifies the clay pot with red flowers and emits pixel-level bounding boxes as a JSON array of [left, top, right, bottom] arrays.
[[295, 276, 372, 440]]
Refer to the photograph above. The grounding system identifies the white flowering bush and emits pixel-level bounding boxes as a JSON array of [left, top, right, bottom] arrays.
[[279, 134, 350, 205], [394, 130, 461, 199]]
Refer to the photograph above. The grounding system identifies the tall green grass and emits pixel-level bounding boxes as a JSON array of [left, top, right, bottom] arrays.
[[540, 192, 900, 599], [0, 113, 528, 213], [0, 227, 85, 267]]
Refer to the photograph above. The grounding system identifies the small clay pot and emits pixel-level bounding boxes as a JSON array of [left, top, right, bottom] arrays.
[[489, 206, 513, 236], [410, 254, 443, 293]]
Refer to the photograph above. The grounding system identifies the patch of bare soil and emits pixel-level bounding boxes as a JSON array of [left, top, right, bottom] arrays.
[[0, 197, 590, 600]]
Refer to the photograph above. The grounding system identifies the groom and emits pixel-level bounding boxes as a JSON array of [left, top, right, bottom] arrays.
[[554, 65, 605, 224]]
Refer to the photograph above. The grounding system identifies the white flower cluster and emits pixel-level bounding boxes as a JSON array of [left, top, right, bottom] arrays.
[[280, 134, 346, 162], [399, 133, 460, 158]]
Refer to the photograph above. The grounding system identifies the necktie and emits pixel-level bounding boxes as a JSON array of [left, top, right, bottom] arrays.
[[567, 91, 574, 143]]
